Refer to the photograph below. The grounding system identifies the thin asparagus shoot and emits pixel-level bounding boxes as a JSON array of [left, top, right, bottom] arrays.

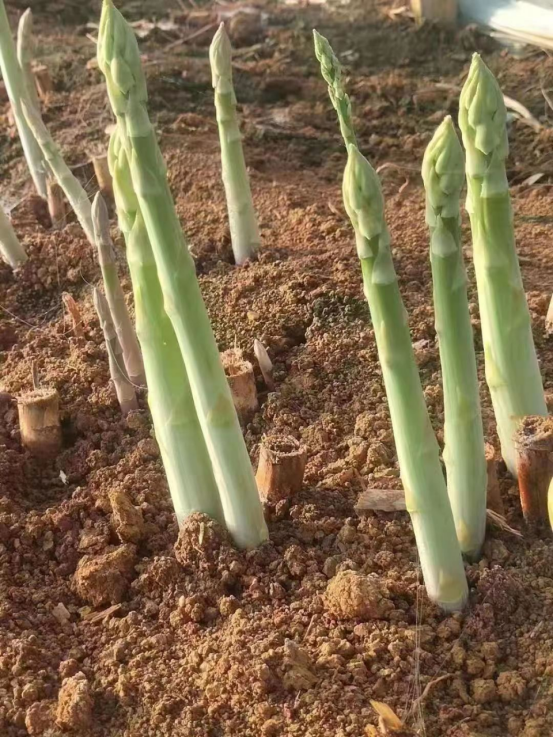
[[313, 30, 357, 149], [109, 126, 224, 526], [209, 23, 260, 265], [0, 0, 46, 197], [17, 9, 41, 115], [93, 287, 138, 416], [0, 203, 27, 268], [458, 54, 547, 476], [343, 144, 467, 610], [92, 192, 145, 387], [21, 100, 95, 245], [98, 1, 268, 548], [422, 117, 487, 560]]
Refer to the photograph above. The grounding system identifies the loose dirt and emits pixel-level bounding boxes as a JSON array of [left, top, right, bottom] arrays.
[[1, 0, 553, 735]]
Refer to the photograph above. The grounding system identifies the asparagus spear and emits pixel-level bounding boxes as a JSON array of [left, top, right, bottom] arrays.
[[458, 54, 547, 476], [109, 127, 223, 526], [343, 144, 467, 610], [0, 203, 27, 268], [22, 101, 94, 244], [422, 117, 487, 559], [0, 0, 46, 197], [313, 30, 357, 149], [93, 287, 138, 416], [17, 9, 41, 115], [209, 23, 260, 265], [91, 192, 145, 387], [98, 1, 268, 548]]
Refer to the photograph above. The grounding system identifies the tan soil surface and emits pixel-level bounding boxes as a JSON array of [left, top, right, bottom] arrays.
[[1, 0, 553, 736]]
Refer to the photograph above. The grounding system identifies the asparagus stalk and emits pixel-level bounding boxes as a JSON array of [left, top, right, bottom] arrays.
[[98, 1, 268, 548], [209, 24, 260, 265], [93, 287, 138, 416], [343, 144, 467, 610], [91, 192, 145, 387], [0, 202, 27, 268], [0, 0, 46, 197], [109, 127, 223, 526], [313, 30, 357, 149], [22, 101, 95, 245], [422, 117, 487, 559], [17, 9, 41, 115], [458, 54, 547, 476]]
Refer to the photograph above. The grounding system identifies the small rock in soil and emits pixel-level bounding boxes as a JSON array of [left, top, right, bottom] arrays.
[[109, 488, 145, 543], [56, 673, 93, 734], [74, 544, 137, 606], [325, 570, 393, 620]]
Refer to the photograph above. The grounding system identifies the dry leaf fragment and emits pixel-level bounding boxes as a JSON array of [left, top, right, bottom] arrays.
[[370, 700, 403, 734]]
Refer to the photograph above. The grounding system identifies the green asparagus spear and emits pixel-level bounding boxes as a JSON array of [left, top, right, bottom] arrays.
[[343, 143, 467, 610], [0, 203, 27, 268], [210, 23, 260, 265], [109, 127, 224, 526], [422, 117, 487, 559], [458, 54, 547, 476], [313, 30, 357, 148]]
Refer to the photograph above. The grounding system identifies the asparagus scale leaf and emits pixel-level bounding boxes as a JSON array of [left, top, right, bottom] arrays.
[[343, 144, 467, 611], [210, 23, 260, 265], [458, 54, 546, 476], [98, 1, 268, 548], [422, 117, 487, 559], [109, 129, 224, 525]]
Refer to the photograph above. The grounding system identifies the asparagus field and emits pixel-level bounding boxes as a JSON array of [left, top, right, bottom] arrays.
[[0, 0, 553, 736]]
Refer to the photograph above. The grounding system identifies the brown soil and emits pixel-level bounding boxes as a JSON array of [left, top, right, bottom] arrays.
[[1, 0, 553, 736]]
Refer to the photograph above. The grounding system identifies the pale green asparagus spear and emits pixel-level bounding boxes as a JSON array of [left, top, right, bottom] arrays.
[[0, 0, 46, 197], [422, 117, 486, 560], [92, 192, 145, 387], [209, 23, 260, 265], [0, 202, 27, 268], [313, 30, 357, 149], [22, 100, 94, 244], [108, 127, 223, 526], [343, 144, 467, 610], [17, 9, 41, 115], [98, 1, 267, 548], [93, 286, 138, 416], [458, 54, 546, 476]]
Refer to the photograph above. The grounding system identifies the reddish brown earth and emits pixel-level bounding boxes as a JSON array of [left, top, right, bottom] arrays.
[[1, 0, 553, 735]]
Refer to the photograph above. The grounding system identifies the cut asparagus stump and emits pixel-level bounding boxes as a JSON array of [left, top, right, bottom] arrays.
[[93, 287, 138, 416], [458, 54, 547, 476], [422, 117, 487, 560], [343, 144, 467, 611], [98, 1, 268, 548], [0, 0, 47, 198], [22, 100, 95, 245], [209, 23, 260, 265], [108, 127, 224, 527], [92, 192, 145, 387], [313, 30, 357, 149], [0, 203, 27, 268]]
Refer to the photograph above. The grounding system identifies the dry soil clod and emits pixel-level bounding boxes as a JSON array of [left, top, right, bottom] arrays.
[[17, 387, 62, 457], [515, 415, 553, 524], [221, 347, 258, 420], [256, 434, 307, 503]]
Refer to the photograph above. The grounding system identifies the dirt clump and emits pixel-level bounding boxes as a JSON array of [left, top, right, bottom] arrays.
[[55, 672, 93, 734], [325, 569, 393, 620], [109, 487, 145, 543], [73, 544, 137, 606]]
